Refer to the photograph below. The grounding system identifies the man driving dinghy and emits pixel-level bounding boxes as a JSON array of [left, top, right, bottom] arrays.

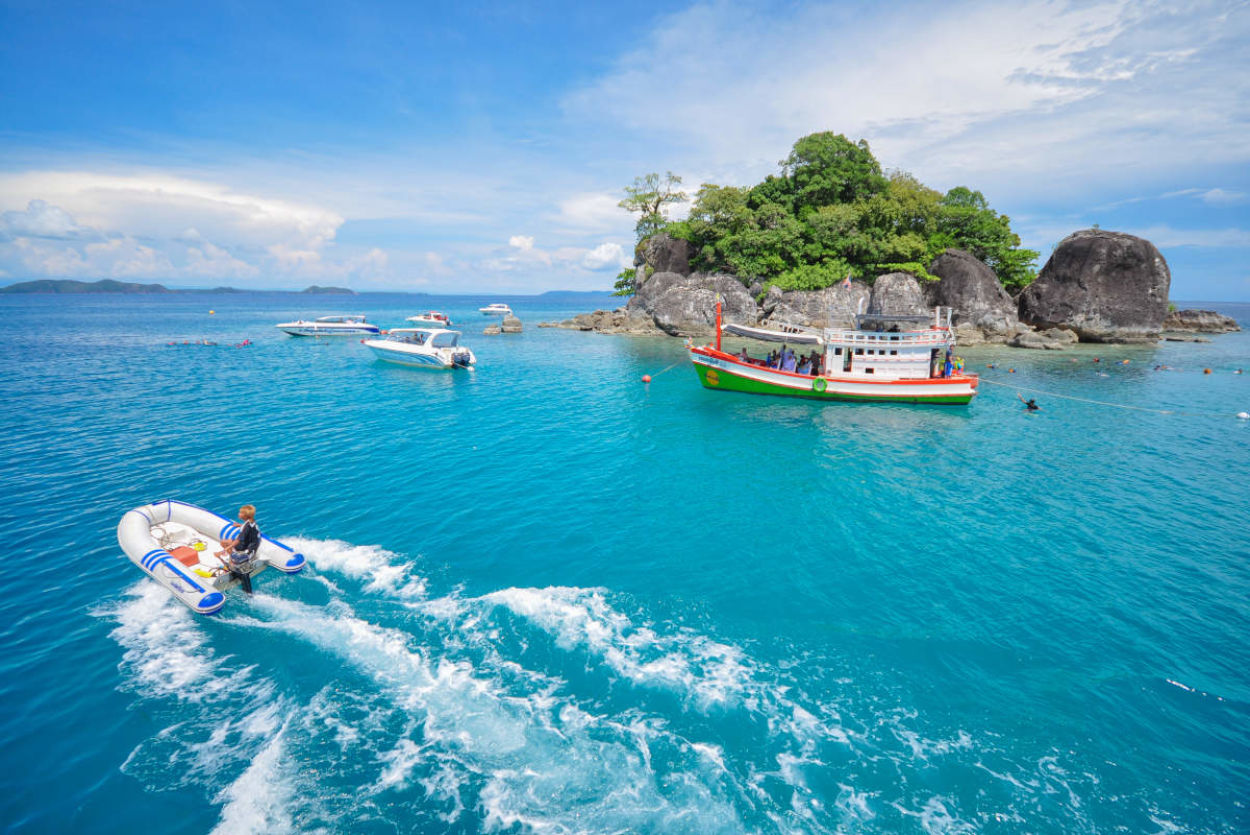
[[215, 504, 261, 593]]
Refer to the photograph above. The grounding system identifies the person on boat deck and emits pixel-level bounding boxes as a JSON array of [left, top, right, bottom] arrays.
[[796, 356, 812, 375], [944, 347, 954, 378], [739, 347, 749, 363], [767, 350, 778, 368], [216, 505, 261, 593], [782, 349, 797, 372]]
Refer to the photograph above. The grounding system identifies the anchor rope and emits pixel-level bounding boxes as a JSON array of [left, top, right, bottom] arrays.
[[978, 376, 1240, 418]]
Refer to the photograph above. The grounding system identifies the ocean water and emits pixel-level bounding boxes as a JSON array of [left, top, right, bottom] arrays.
[[1, 292, 1248, 834]]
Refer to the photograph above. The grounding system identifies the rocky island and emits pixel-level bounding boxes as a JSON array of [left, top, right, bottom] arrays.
[[544, 133, 1236, 348]]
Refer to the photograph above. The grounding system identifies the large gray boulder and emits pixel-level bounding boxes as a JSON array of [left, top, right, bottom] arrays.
[[500, 314, 523, 333], [761, 282, 871, 328], [649, 272, 757, 337], [868, 272, 928, 316], [927, 249, 1018, 339], [1018, 230, 1171, 343], [635, 233, 693, 276], [1162, 309, 1240, 333]]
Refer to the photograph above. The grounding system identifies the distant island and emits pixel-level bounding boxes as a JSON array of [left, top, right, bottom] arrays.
[[0, 279, 355, 295], [0, 278, 174, 294], [300, 285, 355, 294]]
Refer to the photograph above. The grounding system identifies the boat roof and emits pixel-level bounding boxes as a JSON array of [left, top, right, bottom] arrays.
[[723, 323, 823, 345], [388, 327, 459, 335], [314, 314, 368, 322]]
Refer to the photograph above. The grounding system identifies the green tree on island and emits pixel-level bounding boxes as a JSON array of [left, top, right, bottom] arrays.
[[616, 132, 1037, 296], [614, 172, 687, 295]]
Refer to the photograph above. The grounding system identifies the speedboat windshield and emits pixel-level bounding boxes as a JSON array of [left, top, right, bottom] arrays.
[[431, 332, 460, 348]]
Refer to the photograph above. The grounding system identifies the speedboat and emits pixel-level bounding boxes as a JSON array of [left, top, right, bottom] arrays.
[[406, 311, 453, 328], [479, 303, 512, 316], [276, 314, 380, 337], [117, 499, 307, 614], [363, 328, 476, 369]]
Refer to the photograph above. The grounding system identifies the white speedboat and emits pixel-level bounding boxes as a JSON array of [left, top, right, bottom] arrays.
[[363, 328, 476, 369], [117, 499, 307, 614], [406, 311, 453, 328], [479, 303, 512, 316], [276, 314, 380, 337]]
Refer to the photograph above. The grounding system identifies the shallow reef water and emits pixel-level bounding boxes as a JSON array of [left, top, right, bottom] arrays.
[[1, 293, 1248, 833]]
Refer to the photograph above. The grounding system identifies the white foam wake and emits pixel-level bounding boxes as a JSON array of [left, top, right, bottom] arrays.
[[285, 536, 427, 600]]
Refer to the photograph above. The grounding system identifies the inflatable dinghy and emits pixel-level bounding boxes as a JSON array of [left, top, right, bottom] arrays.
[[118, 499, 307, 614]]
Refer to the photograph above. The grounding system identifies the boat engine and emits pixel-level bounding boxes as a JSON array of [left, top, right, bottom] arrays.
[[452, 350, 473, 367]]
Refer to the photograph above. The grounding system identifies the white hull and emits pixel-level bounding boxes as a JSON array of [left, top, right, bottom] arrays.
[[117, 500, 307, 614], [279, 324, 380, 337], [364, 340, 476, 370]]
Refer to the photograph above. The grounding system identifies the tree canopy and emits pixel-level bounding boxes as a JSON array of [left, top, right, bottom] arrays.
[[631, 132, 1036, 295]]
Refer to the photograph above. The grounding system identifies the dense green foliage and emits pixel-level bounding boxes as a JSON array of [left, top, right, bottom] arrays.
[[643, 132, 1037, 293], [612, 267, 636, 296], [618, 172, 687, 242]]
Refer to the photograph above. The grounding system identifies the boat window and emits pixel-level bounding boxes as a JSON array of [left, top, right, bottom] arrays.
[[431, 332, 460, 348], [855, 348, 863, 355], [865, 368, 874, 374], [833, 347, 842, 355], [890, 350, 897, 355], [406, 332, 428, 344]]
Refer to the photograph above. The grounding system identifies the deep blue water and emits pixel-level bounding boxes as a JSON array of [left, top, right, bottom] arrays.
[[1, 292, 1247, 834]]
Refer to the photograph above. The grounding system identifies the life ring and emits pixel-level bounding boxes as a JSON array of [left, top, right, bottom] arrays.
[[812, 377, 827, 393]]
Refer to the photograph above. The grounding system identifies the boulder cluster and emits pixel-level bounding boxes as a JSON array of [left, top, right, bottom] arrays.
[[542, 230, 1238, 348]]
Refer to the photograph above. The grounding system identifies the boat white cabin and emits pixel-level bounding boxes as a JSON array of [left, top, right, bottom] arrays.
[[689, 307, 978, 404], [276, 314, 380, 337], [479, 303, 512, 316], [118, 499, 307, 614], [363, 328, 477, 370], [406, 311, 453, 328]]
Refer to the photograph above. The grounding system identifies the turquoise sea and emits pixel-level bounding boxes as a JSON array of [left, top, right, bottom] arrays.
[[1, 292, 1248, 834]]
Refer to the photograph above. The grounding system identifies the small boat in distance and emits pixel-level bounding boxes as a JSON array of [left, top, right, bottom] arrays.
[[363, 328, 476, 370], [406, 311, 453, 328], [689, 304, 978, 404], [479, 303, 512, 316], [276, 314, 381, 337], [117, 499, 307, 614]]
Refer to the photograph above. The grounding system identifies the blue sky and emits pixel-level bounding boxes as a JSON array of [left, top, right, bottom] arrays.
[[1, 0, 1248, 298]]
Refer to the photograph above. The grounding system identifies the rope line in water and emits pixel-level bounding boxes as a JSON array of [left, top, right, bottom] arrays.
[[650, 359, 686, 378], [978, 376, 1239, 418]]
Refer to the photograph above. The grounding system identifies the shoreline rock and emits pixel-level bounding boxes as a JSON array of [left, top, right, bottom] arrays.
[[1162, 309, 1240, 333], [551, 230, 1233, 352], [1019, 229, 1170, 343]]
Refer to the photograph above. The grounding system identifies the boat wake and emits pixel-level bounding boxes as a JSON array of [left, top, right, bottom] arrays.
[[99, 538, 1178, 834]]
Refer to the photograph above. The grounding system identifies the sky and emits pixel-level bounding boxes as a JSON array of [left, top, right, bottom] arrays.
[[1, 0, 1248, 298]]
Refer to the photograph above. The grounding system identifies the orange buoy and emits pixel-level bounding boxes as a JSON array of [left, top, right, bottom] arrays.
[[1009, 368, 1015, 373], [209, 310, 215, 315], [642, 374, 652, 383], [1204, 368, 1212, 374]]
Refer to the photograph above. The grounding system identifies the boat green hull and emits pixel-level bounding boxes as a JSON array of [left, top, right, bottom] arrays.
[[691, 356, 975, 404]]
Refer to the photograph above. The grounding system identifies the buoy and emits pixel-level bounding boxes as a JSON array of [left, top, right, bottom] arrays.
[[1120, 359, 1130, 365], [642, 374, 652, 383], [1238, 412, 1250, 420], [1204, 368, 1212, 375], [1009, 368, 1015, 374], [209, 310, 215, 315]]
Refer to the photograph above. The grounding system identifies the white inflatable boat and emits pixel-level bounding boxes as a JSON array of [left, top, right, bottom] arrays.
[[117, 499, 307, 614]]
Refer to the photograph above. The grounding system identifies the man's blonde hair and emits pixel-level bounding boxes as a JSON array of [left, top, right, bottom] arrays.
[[239, 504, 256, 521]]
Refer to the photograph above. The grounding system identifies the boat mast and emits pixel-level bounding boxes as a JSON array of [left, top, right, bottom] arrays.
[[715, 298, 723, 351]]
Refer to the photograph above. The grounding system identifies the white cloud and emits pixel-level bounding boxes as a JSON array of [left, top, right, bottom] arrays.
[[0, 171, 343, 252], [0, 170, 401, 285], [565, 0, 1250, 199], [0, 200, 88, 240], [1198, 188, 1247, 206], [508, 234, 535, 252], [581, 242, 628, 271], [551, 192, 629, 232]]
